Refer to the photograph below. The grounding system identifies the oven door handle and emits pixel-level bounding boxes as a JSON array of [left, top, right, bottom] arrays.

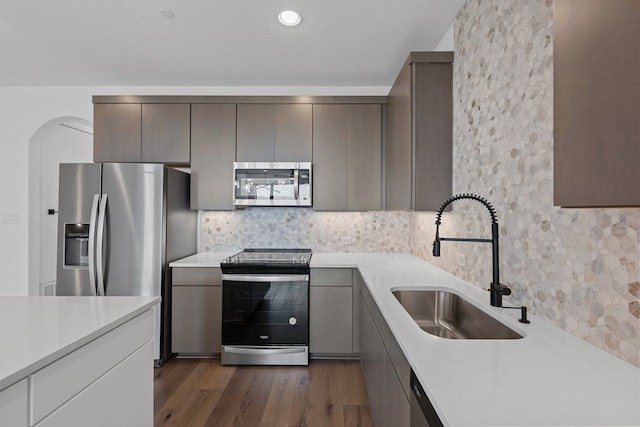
[[222, 274, 309, 282], [223, 346, 307, 355]]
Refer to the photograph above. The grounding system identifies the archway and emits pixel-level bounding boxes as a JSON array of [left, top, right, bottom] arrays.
[[28, 117, 93, 296]]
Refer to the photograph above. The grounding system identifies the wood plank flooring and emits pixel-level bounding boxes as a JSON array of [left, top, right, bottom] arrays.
[[154, 358, 374, 427]]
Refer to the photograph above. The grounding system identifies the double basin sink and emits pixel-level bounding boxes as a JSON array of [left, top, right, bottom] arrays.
[[392, 289, 523, 339]]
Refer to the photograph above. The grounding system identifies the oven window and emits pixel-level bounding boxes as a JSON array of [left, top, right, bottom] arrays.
[[222, 279, 309, 346]]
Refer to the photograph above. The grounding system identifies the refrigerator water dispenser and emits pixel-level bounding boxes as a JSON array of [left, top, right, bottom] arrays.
[[63, 223, 90, 268]]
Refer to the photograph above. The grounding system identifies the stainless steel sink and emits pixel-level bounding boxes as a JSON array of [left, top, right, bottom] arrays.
[[392, 289, 523, 339]]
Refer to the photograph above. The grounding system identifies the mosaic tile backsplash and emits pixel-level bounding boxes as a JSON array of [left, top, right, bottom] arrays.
[[199, 209, 411, 253], [410, 0, 640, 366]]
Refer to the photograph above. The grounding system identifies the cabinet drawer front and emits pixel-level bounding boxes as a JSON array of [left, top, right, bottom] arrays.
[[30, 309, 153, 425], [0, 379, 27, 426], [310, 268, 352, 287], [172, 267, 222, 286], [35, 342, 153, 427]]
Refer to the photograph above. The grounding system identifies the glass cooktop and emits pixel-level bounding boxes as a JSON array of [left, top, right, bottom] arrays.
[[222, 248, 312, 266]]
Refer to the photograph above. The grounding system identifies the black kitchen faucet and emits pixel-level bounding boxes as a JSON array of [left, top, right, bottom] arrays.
[[432, 193, 512, 307]]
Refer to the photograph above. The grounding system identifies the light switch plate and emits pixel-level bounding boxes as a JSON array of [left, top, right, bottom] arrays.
[[1, 212, 21, 225]]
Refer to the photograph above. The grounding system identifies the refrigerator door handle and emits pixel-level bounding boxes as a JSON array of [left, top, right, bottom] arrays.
[[87, 194, 100, 296], [96, 194, 108, 296]]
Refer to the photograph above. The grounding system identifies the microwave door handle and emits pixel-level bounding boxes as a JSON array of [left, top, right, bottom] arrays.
[[293, 169, 299, 201], [87, 194, 100, 296], [96, 194, 108, 296]]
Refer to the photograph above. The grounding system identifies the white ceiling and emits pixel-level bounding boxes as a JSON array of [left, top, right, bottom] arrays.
[[0, 0, 464, 87]]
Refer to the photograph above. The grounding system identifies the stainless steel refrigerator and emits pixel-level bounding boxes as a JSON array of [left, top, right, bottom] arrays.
[[55, 163, 197, 366]]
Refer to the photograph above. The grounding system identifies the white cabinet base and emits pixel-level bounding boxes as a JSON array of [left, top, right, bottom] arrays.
[[0, 380, 27, 426], [36, 342, 153, 427]]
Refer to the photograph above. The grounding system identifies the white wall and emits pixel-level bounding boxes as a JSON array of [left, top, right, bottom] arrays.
[[435, 22, 454, 51], [0, 85, 388, 296]]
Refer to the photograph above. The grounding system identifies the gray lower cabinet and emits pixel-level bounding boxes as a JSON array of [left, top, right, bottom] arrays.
[[310, 268, 359, 357], [312, 104, 382, 211], [171, 267, 222, 355], [310, 287, 352, 354], [236, 104, 312, 162], [358, 271, 410, 426], [190, 104, 237, 210]]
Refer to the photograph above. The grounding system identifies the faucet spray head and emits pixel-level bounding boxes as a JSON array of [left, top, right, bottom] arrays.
[[432, 226, 441, 257]]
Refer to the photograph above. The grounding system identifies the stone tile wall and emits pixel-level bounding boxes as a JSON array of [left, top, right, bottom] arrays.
[[199, 209, 411, 253], [411, 0, 640, 366]]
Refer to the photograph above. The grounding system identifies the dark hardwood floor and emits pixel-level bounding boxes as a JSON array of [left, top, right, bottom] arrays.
[[154, 358, 374, 427]]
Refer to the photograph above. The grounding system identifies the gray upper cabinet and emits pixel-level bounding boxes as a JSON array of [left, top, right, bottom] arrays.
[[141, 104, 190, 165], [274, 104, 313, 161], [553, 0, 640, 207], [236, 104, 312, 162], [313, 104, 382, 211], [93, 102, 190, 165], [386, 52, 453, 211], [312, 105, 348, 210], [236, 104, 275, 162], [347, 105, 382, 211], [190, 104, 237, 210], [94, 103, 142, 163]]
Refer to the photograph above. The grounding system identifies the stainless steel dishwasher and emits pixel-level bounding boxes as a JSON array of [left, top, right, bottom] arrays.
[[410, 370, 443, 427]]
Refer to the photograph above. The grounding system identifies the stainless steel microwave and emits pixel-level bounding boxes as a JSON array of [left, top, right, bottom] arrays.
[[233, 162, 312, 207]]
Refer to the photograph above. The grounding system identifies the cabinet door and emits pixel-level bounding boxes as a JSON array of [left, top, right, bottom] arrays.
[[274, 104, 312, 161], [190, 104, 237, 210], [554, 0, 640, 207], [347, 104, 382, 211], [141, 103, 190, 164], [386, 55, 453, 212], [172, 286, 222, 354], [312, 105, 348, 210], [310, 286, 352, 354], [386, 66, 412, 210], [367, 308, 386, 425], [36, 343, 153, 427], [93, 103, 141, 162], [0, 379, 27, 427], [236, 104, 275, 161], [384, 354, 410, 427], [352, 270, 362, 354], [413, 63, 453, 212]]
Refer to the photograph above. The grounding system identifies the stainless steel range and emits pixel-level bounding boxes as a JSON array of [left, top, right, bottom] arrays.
[[220, 248, 312, 366]]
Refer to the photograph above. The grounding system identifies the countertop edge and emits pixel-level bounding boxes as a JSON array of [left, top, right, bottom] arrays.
[[0, 297, 160, 391]]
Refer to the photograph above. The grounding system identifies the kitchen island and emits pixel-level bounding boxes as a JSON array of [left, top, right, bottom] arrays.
[[171, 251, 640, 426], [0, 296, 159, 426]]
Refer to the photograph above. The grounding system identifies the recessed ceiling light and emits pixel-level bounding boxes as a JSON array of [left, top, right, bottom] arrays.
[[159, 8, 175, 19], [278, 10, 301, 27]]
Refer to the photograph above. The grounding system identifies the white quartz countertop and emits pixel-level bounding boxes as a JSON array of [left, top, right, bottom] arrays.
[[169, 252, 233, 267], [171, 251, 640, 426], [0, 296, 160, 391]]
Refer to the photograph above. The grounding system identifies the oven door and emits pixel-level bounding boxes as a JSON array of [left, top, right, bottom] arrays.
[[221, 273, 309, 347]]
